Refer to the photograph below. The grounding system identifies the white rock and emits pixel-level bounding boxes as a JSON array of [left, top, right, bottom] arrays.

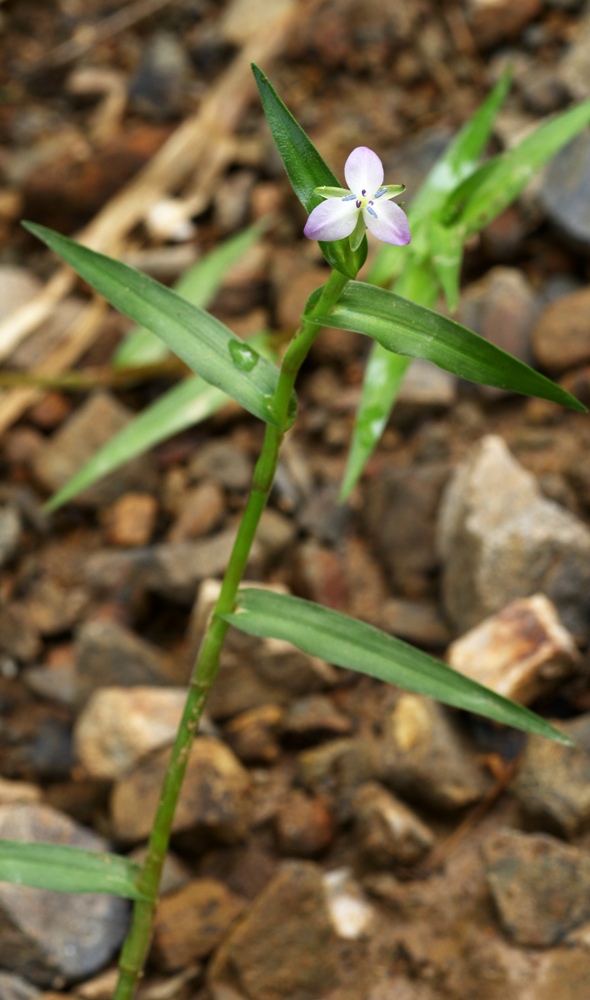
[[75, 686, 188, 780]]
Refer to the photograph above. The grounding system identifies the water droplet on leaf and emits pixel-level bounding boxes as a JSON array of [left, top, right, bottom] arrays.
[[229, 340, 259, 372]]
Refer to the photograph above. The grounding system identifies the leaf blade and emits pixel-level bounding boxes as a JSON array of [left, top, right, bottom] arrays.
[[0, 840, 147, 899], [252, 64, 367, 278], [23, 222, 284, 426], [114, 221, 267, 369], [222, 589, 571, 743], [313, 282, 586, 411]]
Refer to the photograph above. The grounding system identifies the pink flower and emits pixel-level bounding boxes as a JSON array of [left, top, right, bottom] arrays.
[[304, 146, 410, 250]]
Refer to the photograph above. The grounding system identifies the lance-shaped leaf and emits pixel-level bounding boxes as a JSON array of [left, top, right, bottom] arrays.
[[340, 264, 438, 500], [46, 331, 274, 511], [0, 840, 148, 899], [369, 66, 512, 288], [252, 64, 367, 279], [311, 281, 585, 411], [114, 220, 267, 369], [221, 589, 571, 744], [23, 222, 286, 427], [450, 95, 590, 238]]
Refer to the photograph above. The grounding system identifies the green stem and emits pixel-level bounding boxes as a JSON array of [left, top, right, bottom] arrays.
[[113, 268, 348, 1000]]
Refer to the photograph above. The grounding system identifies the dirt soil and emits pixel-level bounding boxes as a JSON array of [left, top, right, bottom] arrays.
[[2, 1, 590, 999]]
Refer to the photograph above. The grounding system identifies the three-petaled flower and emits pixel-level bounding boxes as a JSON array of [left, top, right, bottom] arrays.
[[304, 146, 410, 251]]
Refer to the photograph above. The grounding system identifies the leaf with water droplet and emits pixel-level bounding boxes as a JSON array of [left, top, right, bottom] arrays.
[[229, 340, 260, 372]]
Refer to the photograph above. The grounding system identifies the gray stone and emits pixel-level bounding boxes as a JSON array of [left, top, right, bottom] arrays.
[[437, 435, 590, 637], [111, 736, 252, 845], [379, 694, 490, 811], [128, 31, 192, 119], [208, 862, 340, 1000], [188, 440, 253, 491], [447, 594, 579, 705], [363, 462, 450, 598], [75, 620, 170, 702], [74, 686, 189, 780], [482, 827, 590, 946], [0, 972, 40, 999], [512, 713, 590, 837], [394, 359, 456, 412], [85, 528, 255, 604], [379, 597, 452, 648], [352, 782, 435, 867], [0, 804, 128, 987], [541, 131, 590, 254], [32, 392, 156, 507]]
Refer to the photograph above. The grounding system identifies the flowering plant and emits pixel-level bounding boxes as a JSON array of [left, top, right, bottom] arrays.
[[0, 65, 589, 1000]]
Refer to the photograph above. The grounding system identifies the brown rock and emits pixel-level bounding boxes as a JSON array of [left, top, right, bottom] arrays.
[[467, 0, 542, 49], [281, 695, 353, 747], [152, 878, 245, 970], [275, 790, 335, 857], [0, 604, 41, 663], [224, 705, 284, 764], [101, 493, 158, 547], [352, 782, 434, 867], [379, 694, 490, 811], [447, 594, 579, 705], [533, 286, 590, 374], [208, 862, 340, 1000], [166, 481, 225, 542], [111, 736, 252, 844], [458, 267, 537, 383]]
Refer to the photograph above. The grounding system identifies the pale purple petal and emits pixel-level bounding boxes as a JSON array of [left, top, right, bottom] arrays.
[[344, 147, 384, 198], [304, 198, 359, 241], [363, 200, 410, 245]]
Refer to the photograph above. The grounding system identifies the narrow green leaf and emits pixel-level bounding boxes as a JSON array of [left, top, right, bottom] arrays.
[[114, 221, 266, 369], [222, 589, 571, 744], [411, 66, 513, 220], [456, 96, 590, 238], [340, 266, 440, 501], [46, 331, 274, 511], [313, 282, 586, 411], [0, 840, 148, 900], [252, 64, 367, 278], [45, 376, 226, 511], [430, 219, 463, 311], [24, 222, 285, 427], [339, 349, 411, 500], [368, 66, 512, 287]]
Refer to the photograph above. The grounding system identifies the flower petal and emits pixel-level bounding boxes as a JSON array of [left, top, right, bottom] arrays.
[[344, 147, 384, 198], [304, 198, 359, 241], [363, 200, 411, 246]]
